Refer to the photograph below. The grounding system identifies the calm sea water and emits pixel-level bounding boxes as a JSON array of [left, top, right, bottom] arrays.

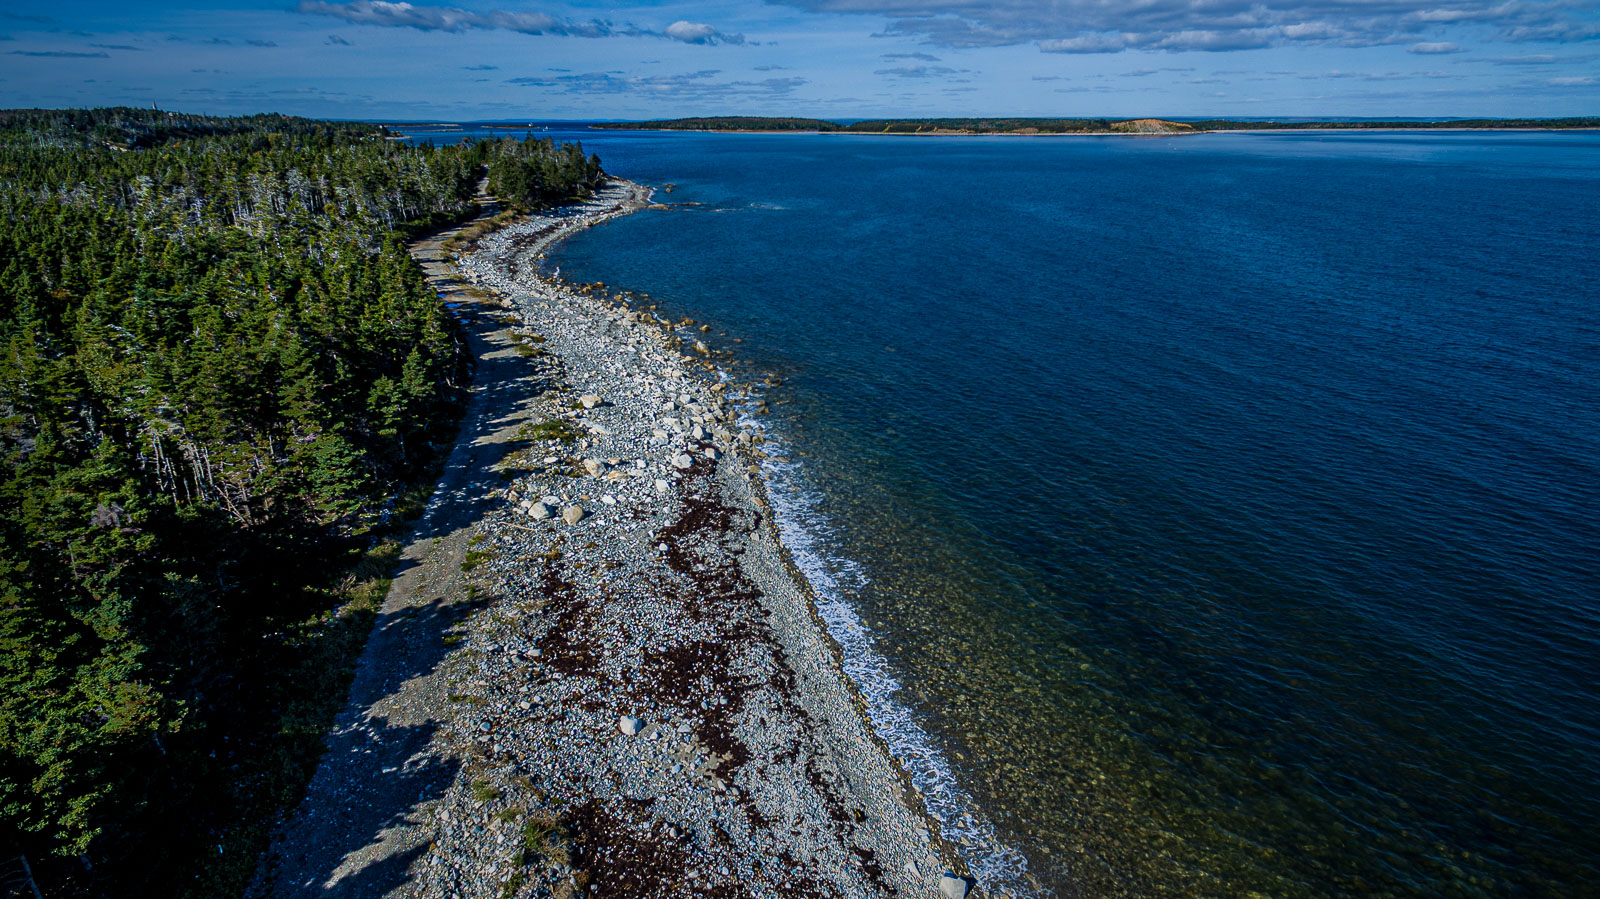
[[412, 126, 1600, 896]]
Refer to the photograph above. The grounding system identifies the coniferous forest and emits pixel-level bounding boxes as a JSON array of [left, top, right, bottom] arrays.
[[0, 108, 603, 896]]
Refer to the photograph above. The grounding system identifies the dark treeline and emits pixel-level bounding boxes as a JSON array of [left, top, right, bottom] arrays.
[[595, 115, 1600, 133], [846, 118, 1116, 133], [0, 107, 602, 896], [591, 116, 844, 132], [485, 134, 604, 210]]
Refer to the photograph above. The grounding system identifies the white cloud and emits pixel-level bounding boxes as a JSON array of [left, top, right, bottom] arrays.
[[297, 1, 745, 44], [778, 0, 1600, 53]]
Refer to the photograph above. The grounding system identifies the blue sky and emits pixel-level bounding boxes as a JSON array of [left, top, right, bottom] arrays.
[[2, 0, 1596, 118]]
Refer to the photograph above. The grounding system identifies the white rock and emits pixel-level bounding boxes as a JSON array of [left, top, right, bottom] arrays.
[[562, 505, 586, 525], [671, 453, 694, 470], [529, 502, 553, 520], [601, 495, 617, 506], [619, 715, 644, 736], [703, 447, 720, 460], [939, 873, 971, 899], [692, 425, 706, 441], [580, 394, 602, 409], [583, 458, 607, 477], [654, 479, 670, 494]]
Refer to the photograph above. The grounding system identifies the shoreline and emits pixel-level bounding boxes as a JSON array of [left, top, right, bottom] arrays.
[[451, 179, 984, 896], [586, 125, 1599, 136], [257, 179, 1022, 898], [475, 180, 1041, 897]]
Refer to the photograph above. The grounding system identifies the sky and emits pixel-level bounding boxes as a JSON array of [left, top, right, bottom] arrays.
[[1, 0, 1596, 119]]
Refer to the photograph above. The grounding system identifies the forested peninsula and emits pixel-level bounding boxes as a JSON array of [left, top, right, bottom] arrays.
[[0, 107, 602, 896], [592, 115, 1600, 134]]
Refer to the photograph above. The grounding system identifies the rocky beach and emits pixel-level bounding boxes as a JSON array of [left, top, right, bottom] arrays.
[[254, 181, 978, 899]]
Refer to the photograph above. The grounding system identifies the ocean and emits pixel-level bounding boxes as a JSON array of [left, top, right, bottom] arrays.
[[408, 126, 1600, 896]]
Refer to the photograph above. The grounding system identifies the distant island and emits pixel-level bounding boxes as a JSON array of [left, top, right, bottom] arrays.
[[592, 115, 1600, 134]]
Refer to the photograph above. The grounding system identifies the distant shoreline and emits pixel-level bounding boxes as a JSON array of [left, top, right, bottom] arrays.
[[579, 125, 1600, 136], [585, 117, 1599, 137], [385, 117, 1599, 139]]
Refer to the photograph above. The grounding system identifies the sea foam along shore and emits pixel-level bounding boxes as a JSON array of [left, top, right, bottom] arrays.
[[256, 178, 1036, 899], [753, 451, 1041, 896], [426, 177, 997, 898]]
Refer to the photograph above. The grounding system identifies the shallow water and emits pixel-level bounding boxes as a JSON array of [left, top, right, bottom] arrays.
[[413, 126, 1600, 896]]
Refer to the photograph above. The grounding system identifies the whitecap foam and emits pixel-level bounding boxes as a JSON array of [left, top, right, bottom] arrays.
[[743, 411, 1048, 898]]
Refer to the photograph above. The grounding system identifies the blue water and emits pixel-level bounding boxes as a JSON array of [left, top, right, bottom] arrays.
[[413, 126, 1600, 895]]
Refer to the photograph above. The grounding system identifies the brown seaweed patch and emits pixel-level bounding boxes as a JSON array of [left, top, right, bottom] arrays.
[[568, 799, 710, 898]]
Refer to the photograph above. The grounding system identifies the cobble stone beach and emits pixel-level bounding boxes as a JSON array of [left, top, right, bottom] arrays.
[[254, 181, 973, 899]]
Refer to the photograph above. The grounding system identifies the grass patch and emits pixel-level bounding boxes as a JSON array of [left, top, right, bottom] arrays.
[[461, 549, 491, 571], [471, 780, 502, 802], [520, 814, 571, 867], [519, 418, 582, 443], [499, 870, 528, 899], [441, 208, 523, 254], [442, 634, 464, 647]]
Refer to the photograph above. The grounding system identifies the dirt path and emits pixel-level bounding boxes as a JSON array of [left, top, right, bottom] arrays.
[[251, 188, 588, 898]]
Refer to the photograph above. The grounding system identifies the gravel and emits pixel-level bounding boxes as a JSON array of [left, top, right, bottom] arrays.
[[252, 180, 969, 899]]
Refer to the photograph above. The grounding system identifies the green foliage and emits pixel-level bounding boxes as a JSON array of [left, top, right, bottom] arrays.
[[500, 869, 528, 898], [484, 136, 604, 211], [519, 418, 581, 443], [520, 816, 561, 855], [0, 107, 605, 896], [591, 116, 843, 132]]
